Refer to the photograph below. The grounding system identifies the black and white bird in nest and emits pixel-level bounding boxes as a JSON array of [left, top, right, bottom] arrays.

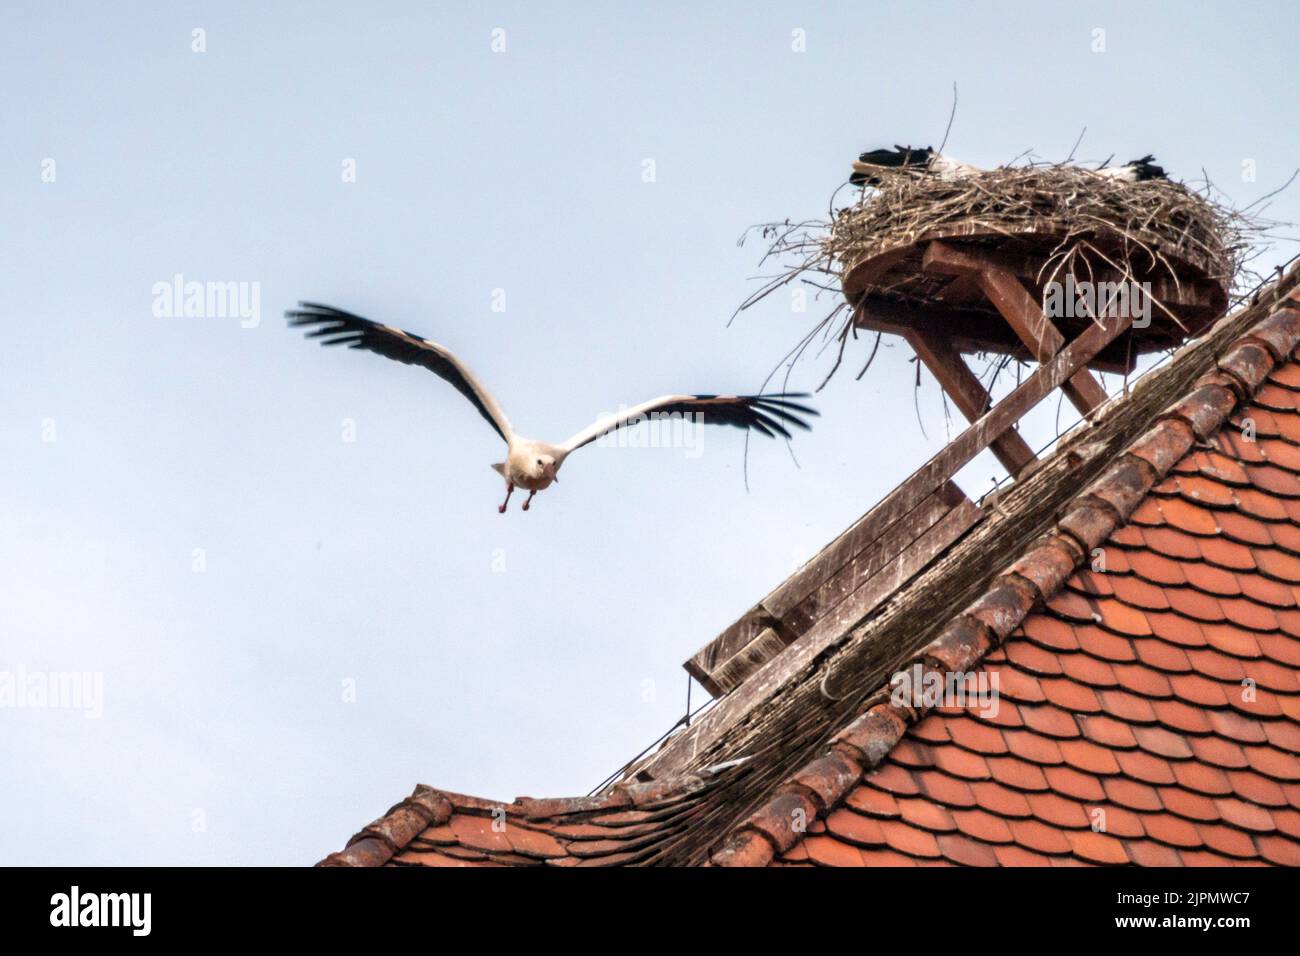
[[287, 303, 817, 513], [849, 145, 1168, 187]]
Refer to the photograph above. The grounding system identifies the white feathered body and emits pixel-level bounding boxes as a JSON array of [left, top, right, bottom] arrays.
[[493, 439, 567, 491]]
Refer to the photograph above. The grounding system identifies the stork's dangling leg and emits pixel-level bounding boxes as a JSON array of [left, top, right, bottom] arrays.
[[522, 490, 537, 512], [498, 483, 514, 514]]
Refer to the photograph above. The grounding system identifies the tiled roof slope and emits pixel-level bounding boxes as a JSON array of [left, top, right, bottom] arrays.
[[713, 284, 1300, 866], [319, 764, 742, 866]]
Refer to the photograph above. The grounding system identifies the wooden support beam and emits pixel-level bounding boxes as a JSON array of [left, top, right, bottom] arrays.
[[924, 241, 1111, 417], [854, 300, 1135, 374], [903, 327, 1037, 475], [918, 241, 1223, 312]]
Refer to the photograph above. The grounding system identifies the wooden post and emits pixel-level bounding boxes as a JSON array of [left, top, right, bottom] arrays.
[[903, 327, 1037, 475], [923, 241, 1111, 417]]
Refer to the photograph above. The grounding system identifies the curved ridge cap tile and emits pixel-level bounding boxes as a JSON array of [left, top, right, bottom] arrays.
[[1218, 341, 1277, 396], [711, 829, 776, 867], [1160, 382, 1238, 443], [317, 785, 454, 867]]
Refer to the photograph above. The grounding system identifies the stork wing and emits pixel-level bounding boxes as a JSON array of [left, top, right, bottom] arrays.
[[560, 393, 816, 453], [286, 302, 513, 443]]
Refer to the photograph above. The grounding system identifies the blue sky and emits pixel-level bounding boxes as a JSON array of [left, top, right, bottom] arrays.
[[2, 1, 1296, 865]]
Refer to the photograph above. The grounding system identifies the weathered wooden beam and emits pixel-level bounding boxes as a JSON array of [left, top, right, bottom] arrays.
[[854, 301, 1135, 375], [685, 482, 965, 697], [924, 241, 1110, 417], [904, 327, 1037, 475], [799, 495, 982, 642], [919, 241, 1223, 311]]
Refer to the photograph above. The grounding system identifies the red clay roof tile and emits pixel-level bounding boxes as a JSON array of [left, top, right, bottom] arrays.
[[1226, 770, 1288, 807], [1092, 803, 1145, 838], [1039, 676, 1104, 713], [1215, 797, 1276, 832], [803, 834, 868, 866], [946, 716, 1010, 754], [844, 784, 901, 819], [1132, 723, 1195, 759], [877, 819, 943, 858], [951, 808, 1015, 843], [1150, 698, 1215, 734], [1257, 833, 1300, 864], [993, 843, 1054, 866], [1078, 713, 1139, 749], [1026, 791, 1092, 828], [824, 808, 886, 847], [937, 832, 1000, 866], [1018, 704, 1082, 739], [1182, 561, 1244, 596], [1009, 818, 1073, 855], [1057, 653, 1120, 689], [1059, 738, 1124, 776], [1115, 749, 1178, 785], [1255, 548, 1300, 582], [913, 767, 978, 807], [1216, 509, 1274, 546], [1133, 636, 1193, 672], [1097, 688, 1159, 723], [1002, 729, 1066, 766], [1067, 828, 1131, 864], [1074, 623, 1138, 662], [1243, 745, 1300, 780], [1142, 812, 1204, 849], [1126, 548, 1189, 585], [968, 780, 1034, 818], [1102, 777, 1163, 812], [1040, 764, 1112, 806], [1169, 672, 1232, 707]]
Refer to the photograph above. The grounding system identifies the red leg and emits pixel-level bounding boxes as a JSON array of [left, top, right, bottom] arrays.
[[522, 490, 537, 511], [498, 484, 514, 514]]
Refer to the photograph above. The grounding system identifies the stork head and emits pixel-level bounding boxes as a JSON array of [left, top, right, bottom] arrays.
[[532, 453, 558, 483]]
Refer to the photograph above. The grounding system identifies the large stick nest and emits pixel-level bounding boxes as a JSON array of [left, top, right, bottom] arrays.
[[739, 163, 1280, 391], [831, 164, 1243, 292]]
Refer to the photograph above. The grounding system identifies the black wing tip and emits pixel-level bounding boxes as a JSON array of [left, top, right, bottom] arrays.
[[746, 394, 817, 435], [751, 393, 819, 417], [285, 301, 371, 323]]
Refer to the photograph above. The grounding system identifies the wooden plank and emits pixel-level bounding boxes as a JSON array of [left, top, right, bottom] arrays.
[[683, 603, 783, 696], [803, 496, 982, 641], [904, 327, 1037, 474], [780, 486, 978, 635], [977, 267, 1111, 414], [652, 498, 982, 776], [685, 484, 961, 697], [703, 627, 786, 698], [922, 242, 1224, 312], [854, 302, 1134, 375], [924, 241, 1109, 417], [764, 482, 963, 619]]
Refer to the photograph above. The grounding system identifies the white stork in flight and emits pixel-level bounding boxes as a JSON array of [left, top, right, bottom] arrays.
[[287, 303, 816, 512], [850, 145, 1168, 187]]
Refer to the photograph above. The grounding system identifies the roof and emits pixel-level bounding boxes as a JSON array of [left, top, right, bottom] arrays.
[[319, 765, 746, 867], [321, 263, 1300, 867]]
